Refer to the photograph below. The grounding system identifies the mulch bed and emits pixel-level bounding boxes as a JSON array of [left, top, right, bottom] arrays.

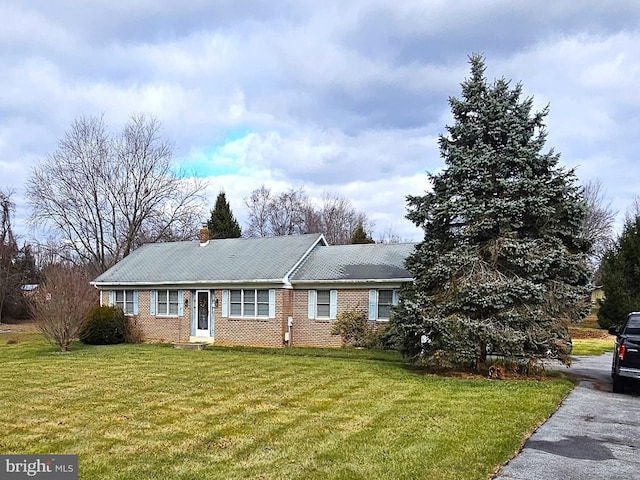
[[569, 327, 611, 340]]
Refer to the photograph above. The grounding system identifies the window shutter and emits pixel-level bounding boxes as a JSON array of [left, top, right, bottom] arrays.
[[108, 290, 114, 306], [150, 291, 156, 315], [178, 290, 184, 316], [308, 290, 316, 319], [269, 289, 276, 318], [190, 291, 196, 336], [368, 289, 377, 321], [222, 290, 229, 317], [329, 290, 338, 320], [133, 290, 139, 315], [210, 290, 215, 337], [392, 289, 399, 306]]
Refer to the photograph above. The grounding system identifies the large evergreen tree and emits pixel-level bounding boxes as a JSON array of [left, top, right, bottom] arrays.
[[394, 55, 591, 369], [597, 215, 640, 329], [208, 192, 242, 239]]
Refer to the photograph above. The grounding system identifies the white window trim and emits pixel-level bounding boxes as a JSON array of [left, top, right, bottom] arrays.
[[369, 289, 398, 322], [315, 290, 331, 319], [111, 289, 137, 316], [229, 289, 270, 318], [308, 289, 338, 320], [156, 289, 180, 317]]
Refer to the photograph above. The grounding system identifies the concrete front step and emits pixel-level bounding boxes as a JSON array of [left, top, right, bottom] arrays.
[[173, 342, 208, 351]]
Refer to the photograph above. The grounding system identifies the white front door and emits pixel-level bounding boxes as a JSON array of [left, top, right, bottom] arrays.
[[195, 290, 211, 337]]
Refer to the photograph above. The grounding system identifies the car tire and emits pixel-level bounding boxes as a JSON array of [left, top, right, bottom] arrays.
[[612, 375, 626, 394]]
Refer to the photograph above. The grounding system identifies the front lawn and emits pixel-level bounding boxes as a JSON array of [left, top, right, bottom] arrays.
[[0, 334, 573, 480]]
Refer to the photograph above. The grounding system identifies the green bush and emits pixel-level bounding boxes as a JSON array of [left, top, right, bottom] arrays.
[[331, 309, 396, 349], [80, 306, 127, 345], [370, 322, 401, 350], [331, 309, 368, 347]]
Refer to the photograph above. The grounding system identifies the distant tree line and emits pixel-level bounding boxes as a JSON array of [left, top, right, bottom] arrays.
[[597, 202, 640, 329], [0, 190, 39, 323], [243, 186, 374, 245]]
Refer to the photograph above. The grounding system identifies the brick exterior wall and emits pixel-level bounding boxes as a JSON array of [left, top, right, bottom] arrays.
[[99, 287, 392, 348], [99, 290, 191, 343], [212, 289, 286, 348], [137, 291, 191, 343], [290, 289, 372, 348]]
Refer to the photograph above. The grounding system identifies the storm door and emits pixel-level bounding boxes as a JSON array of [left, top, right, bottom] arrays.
[[196, 290, 210, 337]]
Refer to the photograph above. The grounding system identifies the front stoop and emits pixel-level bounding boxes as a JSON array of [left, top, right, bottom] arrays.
[[173, 342, 208, 351]]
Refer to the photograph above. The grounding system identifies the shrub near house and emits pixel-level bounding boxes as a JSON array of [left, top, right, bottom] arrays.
[[80, 306, 128, 345]]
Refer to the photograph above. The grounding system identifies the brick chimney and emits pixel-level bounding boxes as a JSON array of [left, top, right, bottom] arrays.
[[199, 224, 210, 246]]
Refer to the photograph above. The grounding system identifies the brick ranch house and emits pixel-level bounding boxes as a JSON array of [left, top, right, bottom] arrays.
[[91, 229, 416, 348]]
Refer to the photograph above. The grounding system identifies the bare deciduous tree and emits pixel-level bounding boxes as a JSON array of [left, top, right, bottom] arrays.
[[582, 179, 617, 272], [245, 186, 309, 237], [26, 114, 207, 275], [376, 226, 402, 244], [316, 191, 369, 245], [244, 186, 273, 237], [30, 238, 72, 270], [30, 264, 97, 352], [244, 186, 371, 244], [268, 188, 309, 236]]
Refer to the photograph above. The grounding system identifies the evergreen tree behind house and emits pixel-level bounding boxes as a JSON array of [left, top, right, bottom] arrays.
[[208, 192, 242, 239], [351, 222, 374, 244], [393, 55, 591, 369]]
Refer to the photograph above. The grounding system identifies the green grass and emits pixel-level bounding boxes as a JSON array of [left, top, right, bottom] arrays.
[[572, 338, 614, 356], [0, 334, 574, 480]]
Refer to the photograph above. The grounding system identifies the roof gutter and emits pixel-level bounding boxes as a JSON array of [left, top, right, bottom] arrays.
[[91, 279, 288, 288], [290, 278, 413, 287], [281, 234, 328, 289]]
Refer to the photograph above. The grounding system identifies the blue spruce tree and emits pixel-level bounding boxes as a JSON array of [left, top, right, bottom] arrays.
[[394, 55, 591, 369]]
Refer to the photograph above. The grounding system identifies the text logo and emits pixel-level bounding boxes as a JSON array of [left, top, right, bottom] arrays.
[[0, 455, 78, 479]]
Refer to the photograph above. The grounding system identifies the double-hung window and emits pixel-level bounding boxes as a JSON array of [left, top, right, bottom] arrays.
[[157, 290, 179, 316], [368, 289, 398, 321], [112, 290, 137, 315], [230, 289, 270, 317], [308, 290, 337, 320], [377, 290, 393, 319], [316, 290, 331, 318]]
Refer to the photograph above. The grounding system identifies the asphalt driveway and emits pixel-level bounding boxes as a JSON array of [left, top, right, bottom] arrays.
[[494, 353, 640, 479]]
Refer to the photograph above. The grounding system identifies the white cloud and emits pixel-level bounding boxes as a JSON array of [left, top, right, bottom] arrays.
[[1, 0, 640, 243]]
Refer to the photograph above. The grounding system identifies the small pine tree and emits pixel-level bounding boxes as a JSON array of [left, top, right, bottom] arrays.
[[208, 192, 241, 239], [351, 222, 374, 244], [598, 216, 640, 329], [394, 55, 591, 369]]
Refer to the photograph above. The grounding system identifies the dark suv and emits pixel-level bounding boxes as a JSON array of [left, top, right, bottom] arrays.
[[609, 312, 640, 393]]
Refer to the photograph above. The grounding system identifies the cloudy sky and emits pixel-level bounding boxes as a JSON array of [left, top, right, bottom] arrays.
[[2, 0, 639, 243]]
